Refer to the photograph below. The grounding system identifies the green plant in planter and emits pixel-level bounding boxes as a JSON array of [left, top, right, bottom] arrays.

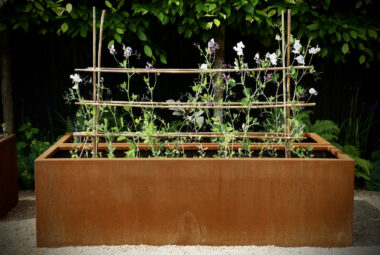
[[67, 27, 322, 158]]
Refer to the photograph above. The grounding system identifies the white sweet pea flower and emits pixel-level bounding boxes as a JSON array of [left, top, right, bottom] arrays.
[[265, 52, 277, 66], [233, 41, 245, 56], [193, 110, 205, 125], [72, 84, 79, 90], [295, 55, 305, 65], [195, 116, 204, 125], [236, 41, 245, 49], [200, 63, 208, 70], [292, 39, 302, 54], [309, 45, 321, 55], [70, 74, 82, 83], [166, 99, 181, 112], [309, 88, 318, 96]]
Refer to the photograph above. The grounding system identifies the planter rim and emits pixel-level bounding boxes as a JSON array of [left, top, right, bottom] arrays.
[[0, 134, 16, 143], [36, 133, 353, 162]]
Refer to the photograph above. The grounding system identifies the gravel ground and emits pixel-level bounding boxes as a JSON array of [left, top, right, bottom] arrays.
[[1, 190, 380, 255]]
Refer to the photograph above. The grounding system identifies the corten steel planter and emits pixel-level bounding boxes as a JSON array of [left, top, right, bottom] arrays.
[[0, 134, 18, 218], [35, 133, 354, 247]]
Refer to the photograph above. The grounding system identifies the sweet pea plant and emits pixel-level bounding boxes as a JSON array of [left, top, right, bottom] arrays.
[[68, 34, 321, 158]]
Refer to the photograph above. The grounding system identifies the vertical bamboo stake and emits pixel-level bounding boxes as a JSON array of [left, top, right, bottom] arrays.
[[94, 10, 106, 157], [97, 10, 106, 102], [281, 11, 288, 158], [92, 7, 97, 157], [286, 9, 292, 158]]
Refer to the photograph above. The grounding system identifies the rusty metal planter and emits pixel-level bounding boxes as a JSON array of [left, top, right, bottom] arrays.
[[0, 134, 18, 218], [35, 133, 354, 247]]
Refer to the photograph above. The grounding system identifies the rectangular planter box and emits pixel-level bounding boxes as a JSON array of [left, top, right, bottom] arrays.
[[35, 133, 354, 247], [0, 134, 18, 218]]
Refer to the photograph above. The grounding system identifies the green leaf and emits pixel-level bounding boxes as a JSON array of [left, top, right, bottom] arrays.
[[105, 1, 113, 9], [34, 1, 44, 11], [61, 23, 68, 33], [359, 55, 366, 64], [114, 33, 122, 43], [116, 28, 124, 34], [328, 26, 336, 34], [342, 43, 349, 54], [157, 12, 165, 23], [355, 1, 362, 9], [243, 4, 254, 15], [357, 28, 367, 40], [117, 136, 126, 141], [80, 26, 87, 37], [368, 29, 377, 39], [25, 3, 33, 12], [208, 3, 216, 11], [321, 48, 328, 57], [307, 23, 319, 31], [241, 97, 250, 106], [0, 23, 6, 31], [267, 9, 276, 17], [213, 19, 220, 27], [349, 31, 357, 39], [66, 3, 72, 13], [343, 32, 350, 42], [144, 45, 153, 58], [159, 54, 167, 64], [137, 29, 147, 41], [206, 22, 213, 29], [336, 32, 342, 41], [108, 40, 114, 47]]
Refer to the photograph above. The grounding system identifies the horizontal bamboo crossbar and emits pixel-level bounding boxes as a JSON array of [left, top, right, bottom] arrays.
[[73, 131, 307, 140], [76, 101, 315, 109], [75, 66, 313, 74], [79, 100, 305, 106]]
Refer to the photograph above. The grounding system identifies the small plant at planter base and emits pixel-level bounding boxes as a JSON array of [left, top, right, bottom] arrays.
[[0, 123, 7, 138]]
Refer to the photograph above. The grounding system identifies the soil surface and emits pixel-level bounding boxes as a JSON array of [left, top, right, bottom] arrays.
[[1, 190, 379, 255]]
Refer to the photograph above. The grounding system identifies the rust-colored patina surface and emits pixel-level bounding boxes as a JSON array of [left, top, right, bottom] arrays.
[[35, 133, 354, 247], [0, 134, 18, 218]]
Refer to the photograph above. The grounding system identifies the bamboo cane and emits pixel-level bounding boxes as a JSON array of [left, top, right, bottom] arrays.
[[286, 9, 292, 158], [79, 99, 307, 106], [73, 131, 306, 140], [75, 101, 315, 109], [75, 66, 312, 74], [92, 7, 97, 157], [93, 10, 106, 157], [282, 10, 289, 158]]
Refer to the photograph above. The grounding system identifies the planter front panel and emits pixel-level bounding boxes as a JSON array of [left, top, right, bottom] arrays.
[[35, 156, 354, 247], [0, 135, 18, 218]]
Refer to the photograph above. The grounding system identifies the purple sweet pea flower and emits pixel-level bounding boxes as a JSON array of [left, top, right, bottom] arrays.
[[124, 47, 132, 58], [222, 73, 231, 83], [208, 38, 220, 54], [207, 100, 213, 106], [145, 62, 154, 70], [264, 72, 273, 82], [254, 53, 261, 64], [108, 44, 116, 55]]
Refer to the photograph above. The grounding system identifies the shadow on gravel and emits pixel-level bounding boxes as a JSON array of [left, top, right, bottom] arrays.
[[353, 200, 380, 246], [0, 199, 35, 222]]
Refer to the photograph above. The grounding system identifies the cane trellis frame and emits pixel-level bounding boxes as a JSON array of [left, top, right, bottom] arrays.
[[73, 8, 315, 158]]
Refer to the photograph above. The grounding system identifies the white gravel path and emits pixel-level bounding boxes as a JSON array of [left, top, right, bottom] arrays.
[[1, 190, 380, 255]]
